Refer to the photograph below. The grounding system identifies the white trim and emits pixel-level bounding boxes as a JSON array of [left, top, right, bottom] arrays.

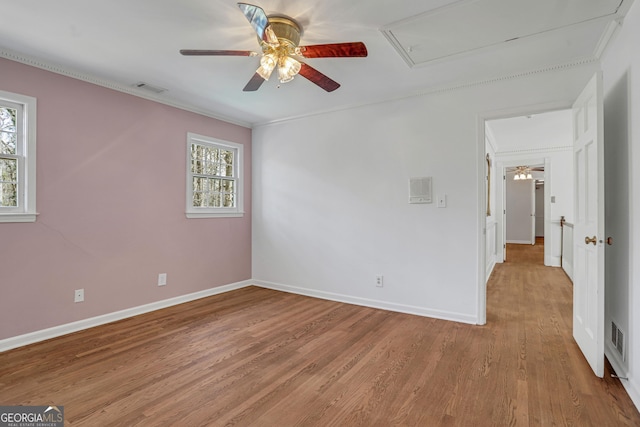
[[477, 102, 572, 328], [545, 255, 561, 267], [485, 219, 498, 282], [0, 45, 600, 129], [606, 345, 640, 410], [623, 376, 640, 413], [185, 133, 244, 219], [593, 20, 622, 60], [186, 211, 244, 219], [606, 343, 627, 376], [256, 60, 598, 127], [253, 280, 477, 325], [0, 212, 37, 223], [485, 125, 499, 153], [496, 146, 572, 156], [380, 4, 615, 70], [0, 48, 252, 128], [0, 90, 37, 222], [0, 280, 253, 353], [507, 240, 535, 245], [1, 278, 480, 353], [477, 115, 487, 325]]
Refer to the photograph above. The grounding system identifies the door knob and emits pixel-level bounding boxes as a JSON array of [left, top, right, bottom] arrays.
[[585, 236, 597, 245], [606, 237, 613, 245]]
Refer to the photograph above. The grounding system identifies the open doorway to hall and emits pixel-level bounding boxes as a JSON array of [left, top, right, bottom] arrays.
[[484, 108, 573, 272], [504, 164, 546, 265]]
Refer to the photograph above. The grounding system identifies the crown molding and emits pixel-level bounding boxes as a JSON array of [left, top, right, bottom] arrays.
[[256, 57, 599, 127], [0, 47, 252, 129], [1, 45, 598, 130], [496, 145, 572, 156]]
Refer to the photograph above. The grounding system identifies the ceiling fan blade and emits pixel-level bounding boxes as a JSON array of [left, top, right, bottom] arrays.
[[298, 63, 340, 92], [237, 3, 278, 45], [243, 72, 266, 92], [297, 42, 368, 58], [180, 49, 258, 56]]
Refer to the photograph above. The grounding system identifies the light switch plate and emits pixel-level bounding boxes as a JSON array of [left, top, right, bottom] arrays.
[[437, 194, 447, 208]]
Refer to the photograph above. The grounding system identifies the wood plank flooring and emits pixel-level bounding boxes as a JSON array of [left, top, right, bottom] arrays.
[[1, 243, 639, 426]]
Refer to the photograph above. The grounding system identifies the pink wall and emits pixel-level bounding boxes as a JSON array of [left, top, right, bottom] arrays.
[[0, 58, 252, 340]]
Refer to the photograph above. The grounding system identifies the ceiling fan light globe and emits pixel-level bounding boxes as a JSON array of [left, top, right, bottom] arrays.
[[257, 54, 277, 80], [277, 56, 301, 83]]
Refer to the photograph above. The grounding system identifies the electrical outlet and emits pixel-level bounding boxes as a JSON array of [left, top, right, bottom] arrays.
[[74, 289, 84, 303], [158, 273, 167, 286], [376, 275, 384, 287]]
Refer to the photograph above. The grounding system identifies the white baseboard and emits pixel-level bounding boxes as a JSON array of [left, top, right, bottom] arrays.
[[606, 344, 628, 377], [562, 261, 573, 281], [544, 255, 561, 267], [253, 280, 477, 325], [606, 346, 640, 412], [625, 377, 640, 412], [506, 240, 533, 244], [486, 257, 496, 282], [0, 280, 253, 353]]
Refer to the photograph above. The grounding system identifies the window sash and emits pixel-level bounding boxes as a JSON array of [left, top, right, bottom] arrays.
[[0, 90, 37, 223], [0, 154, 21, 210], [186, 133, 243, 218]]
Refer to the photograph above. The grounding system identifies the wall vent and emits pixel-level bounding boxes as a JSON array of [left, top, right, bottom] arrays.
[[611, 321, 625, 360], [408, 177, 432, 204], [133, 82, 167, 94]]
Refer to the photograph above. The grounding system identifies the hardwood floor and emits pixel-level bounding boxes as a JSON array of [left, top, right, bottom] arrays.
[[1, 246, 639, 426]]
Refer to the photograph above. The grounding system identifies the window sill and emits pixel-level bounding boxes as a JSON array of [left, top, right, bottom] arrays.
[[186, 211, 244, 219], [0, 212, 38, 223]]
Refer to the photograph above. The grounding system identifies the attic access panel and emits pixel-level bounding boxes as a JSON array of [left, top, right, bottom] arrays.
[[381, 0, 623, 67]]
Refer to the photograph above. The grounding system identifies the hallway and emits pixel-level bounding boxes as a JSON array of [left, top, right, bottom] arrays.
[[487, 239, 639, 424]]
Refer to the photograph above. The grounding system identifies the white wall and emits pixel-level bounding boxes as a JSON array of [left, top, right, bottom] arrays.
[[252, 64, 597, 325], [601, 0, 640, 408]]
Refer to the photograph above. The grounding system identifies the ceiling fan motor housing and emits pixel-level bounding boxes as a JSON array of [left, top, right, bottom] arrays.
[[266, 16, 301, 48]]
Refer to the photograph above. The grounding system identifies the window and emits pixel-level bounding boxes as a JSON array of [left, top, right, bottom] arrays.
[[186, 133, 243, 218], [0, 90, 37, 223]]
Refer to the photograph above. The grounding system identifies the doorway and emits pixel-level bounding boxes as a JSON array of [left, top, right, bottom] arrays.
[[478, 107, 573, 326], [485, 109, 572, 269], [479, 74, 606, 378], [504, 164, 545, 263]]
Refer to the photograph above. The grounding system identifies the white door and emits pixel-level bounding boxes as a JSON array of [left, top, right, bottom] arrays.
[[506, 174, 534, 244], [530, 179, 536, 244], [572, 72, 605, 377], [502, 170, 507, 261]]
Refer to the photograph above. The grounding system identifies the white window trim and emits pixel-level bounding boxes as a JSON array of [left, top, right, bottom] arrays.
[[0, 90, 37, 223], [185, 132, 244, 219]]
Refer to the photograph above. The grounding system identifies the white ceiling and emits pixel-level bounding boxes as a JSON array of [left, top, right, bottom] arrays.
[[487, 109, 573, 152], [0, 0, 631, 127]]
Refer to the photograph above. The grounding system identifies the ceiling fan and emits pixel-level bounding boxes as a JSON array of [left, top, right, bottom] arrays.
[[180, 3, 368, 92]]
